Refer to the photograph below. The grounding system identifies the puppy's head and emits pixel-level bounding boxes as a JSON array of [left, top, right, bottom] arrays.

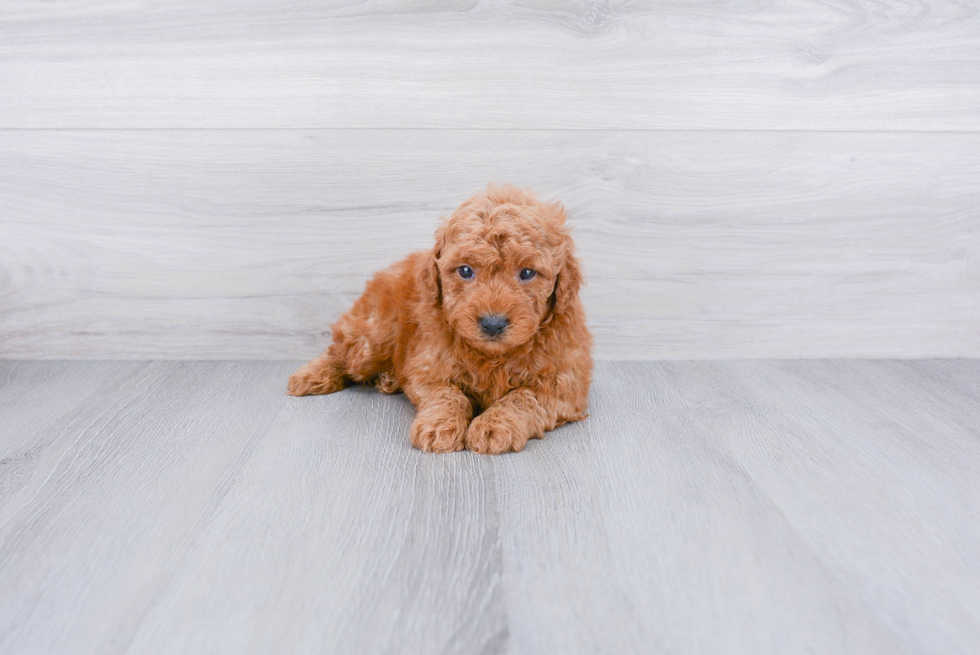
[[416, 184, 583, 356]]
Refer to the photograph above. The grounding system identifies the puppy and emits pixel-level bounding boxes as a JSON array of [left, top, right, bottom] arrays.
[[287, 184, 593, 454]]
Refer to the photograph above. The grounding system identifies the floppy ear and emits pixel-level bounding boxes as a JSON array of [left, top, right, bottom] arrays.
[[415, 218, 451, 307], [414, 247, 441, 308], [553, 245, 583, 318]]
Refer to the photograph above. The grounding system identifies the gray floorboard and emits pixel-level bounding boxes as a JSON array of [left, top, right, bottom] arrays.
[[0, 360, 977, 654]]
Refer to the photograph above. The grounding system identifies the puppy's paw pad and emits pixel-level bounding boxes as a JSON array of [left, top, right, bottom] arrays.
[[410, 415, 467, 454], [465, 414, 526, 455], [374, 370, 399, 394], [287, 365, 346, 396]]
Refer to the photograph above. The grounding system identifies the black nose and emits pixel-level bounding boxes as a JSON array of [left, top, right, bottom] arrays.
[[479, 314, 509, 338]]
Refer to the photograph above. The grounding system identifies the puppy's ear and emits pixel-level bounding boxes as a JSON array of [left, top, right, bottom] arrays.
[[547, 201, 568, 226], [416, 220, 449, 307], [553, 244, 583, 318], [415, 248, 441, 308]]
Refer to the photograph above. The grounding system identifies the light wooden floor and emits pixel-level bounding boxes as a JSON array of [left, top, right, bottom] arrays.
[[1, 360, 978, 654]]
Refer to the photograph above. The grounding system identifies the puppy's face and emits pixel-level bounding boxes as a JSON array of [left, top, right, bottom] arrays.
[[431, 189, 576, 356]]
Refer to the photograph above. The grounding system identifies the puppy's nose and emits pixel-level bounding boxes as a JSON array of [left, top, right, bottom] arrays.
[[479, 314, 509, 338]]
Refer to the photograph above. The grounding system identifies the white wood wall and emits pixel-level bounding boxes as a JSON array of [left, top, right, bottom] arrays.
[[1, 1, 978, 359]]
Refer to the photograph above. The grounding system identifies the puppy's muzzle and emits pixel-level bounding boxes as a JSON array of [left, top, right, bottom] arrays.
[[479, 314, 509, 338]]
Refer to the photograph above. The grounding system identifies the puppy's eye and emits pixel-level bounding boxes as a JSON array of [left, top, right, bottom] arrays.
[[519, 268, 537, 281], [457, 265, 474, 280]]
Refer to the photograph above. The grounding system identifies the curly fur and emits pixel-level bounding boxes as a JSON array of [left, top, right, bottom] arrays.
[[287, 184, 593, 454]]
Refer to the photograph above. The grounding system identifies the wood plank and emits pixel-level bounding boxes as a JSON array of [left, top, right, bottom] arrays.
[[0, 361, 144, 447], [124, 385, 505, 655], [2, 130, 978, 359], [4, 361, 980, 652], [0, 361, 505, 654], [0, 361, 149, 524], [0, 362, 293, 653], [491, 361, 911, 654], [1, 1, 978, 129], [695, 359, 980, 654]]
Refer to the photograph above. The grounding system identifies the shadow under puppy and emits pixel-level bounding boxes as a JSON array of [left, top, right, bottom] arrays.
[[288, 184, 593, 454]]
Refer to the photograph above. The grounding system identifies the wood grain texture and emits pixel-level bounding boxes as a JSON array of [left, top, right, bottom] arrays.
[[1, 0, 979, 129], [2, 130, 978, 360], [1, 360, 979, 653], [718, 360, 980, 653]]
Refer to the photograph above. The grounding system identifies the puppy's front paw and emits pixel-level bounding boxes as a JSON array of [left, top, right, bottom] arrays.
[[410, 413, 468, 454], [287, 362, 346, 396], [465, 410, 530, 455]]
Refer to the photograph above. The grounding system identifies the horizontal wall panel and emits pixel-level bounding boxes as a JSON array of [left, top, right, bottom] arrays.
[[1, 129, 978, 359], [1, 1, 979, 129]]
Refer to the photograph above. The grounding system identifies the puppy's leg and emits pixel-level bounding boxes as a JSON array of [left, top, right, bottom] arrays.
[[466, 386, 587, 454], [465, 389, 545, 454], [286, 350, 348, 396], [407, 384, 473, 453], [287, 312, 389, 396], [287, 317, 393, 396], [288, 262, 406, 396]]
